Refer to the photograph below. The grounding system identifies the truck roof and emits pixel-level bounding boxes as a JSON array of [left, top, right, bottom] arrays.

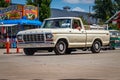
[[45, 17, 81, 20]]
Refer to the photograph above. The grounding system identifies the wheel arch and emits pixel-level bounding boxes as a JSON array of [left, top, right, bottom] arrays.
[[56, 38, 69, 47], [93, 38, 103, 46], [54, 36, 69, 46]]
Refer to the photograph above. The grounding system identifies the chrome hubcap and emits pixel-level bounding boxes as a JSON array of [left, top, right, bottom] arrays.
[[59, 44, 64, 51]]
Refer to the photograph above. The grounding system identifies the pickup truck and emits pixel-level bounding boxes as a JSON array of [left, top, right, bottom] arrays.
[[17, 17, 110, 55]]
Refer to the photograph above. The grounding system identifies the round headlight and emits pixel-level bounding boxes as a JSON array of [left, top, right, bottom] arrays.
[[46, 33, 53, 39], [17, 35, 22, 40]]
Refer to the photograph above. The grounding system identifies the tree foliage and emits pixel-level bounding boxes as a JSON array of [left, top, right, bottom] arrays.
[[26, 0, 52, 21], [93, 0, 120, 23], [0, 0, 9, 7], [79, 16, 88, 25], [114, 0, 120, 11]]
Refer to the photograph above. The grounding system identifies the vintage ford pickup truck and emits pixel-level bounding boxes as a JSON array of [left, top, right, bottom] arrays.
[[17, 17, 110, 55]]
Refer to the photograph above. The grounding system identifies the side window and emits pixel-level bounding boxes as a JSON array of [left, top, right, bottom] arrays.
[[72, 19, 81, 30]]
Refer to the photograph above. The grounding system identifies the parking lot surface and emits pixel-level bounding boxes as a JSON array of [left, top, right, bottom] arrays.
[[0, 49, 120, 80]]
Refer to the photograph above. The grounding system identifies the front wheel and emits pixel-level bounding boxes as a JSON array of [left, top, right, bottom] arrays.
[[23, 48, 36, 56], [54, 40, 68, 55], [91, 40, 101, 53]]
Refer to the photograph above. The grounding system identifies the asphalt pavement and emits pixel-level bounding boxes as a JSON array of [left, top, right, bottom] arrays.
[[0, 48, 120, 80]]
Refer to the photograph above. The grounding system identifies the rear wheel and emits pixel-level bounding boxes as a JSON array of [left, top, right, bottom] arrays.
[[23, 48, 36, 56], [54, 40, 68, 55], [91, 40, 101, 53]]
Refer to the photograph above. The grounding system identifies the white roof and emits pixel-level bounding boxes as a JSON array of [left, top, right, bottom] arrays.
[[45, 17, 81, 20]]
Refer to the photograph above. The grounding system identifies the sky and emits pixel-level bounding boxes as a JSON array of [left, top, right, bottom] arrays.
[[11, 0, 95, 12]]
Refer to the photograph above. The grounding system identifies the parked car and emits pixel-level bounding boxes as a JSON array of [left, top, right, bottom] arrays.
[[109, 30, 120, 49]]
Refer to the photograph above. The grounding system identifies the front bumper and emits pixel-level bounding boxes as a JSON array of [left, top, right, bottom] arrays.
[[17, 42, 55, 48]]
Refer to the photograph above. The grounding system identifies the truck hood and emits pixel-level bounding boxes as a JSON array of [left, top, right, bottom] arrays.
[[17, 28, 72, 35]]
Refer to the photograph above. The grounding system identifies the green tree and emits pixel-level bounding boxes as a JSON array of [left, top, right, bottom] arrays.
[[26, 0, 34, 5], [79, 16, 88, 25], [26, 0, 52, 21], [93, 0, 116, 23], [0, 0, 9, 7], [79, 16, 90, 30], [114, 0, 120, 11]]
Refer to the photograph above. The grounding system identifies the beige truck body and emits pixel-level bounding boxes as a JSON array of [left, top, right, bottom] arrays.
[[17, 17, 110, 55]]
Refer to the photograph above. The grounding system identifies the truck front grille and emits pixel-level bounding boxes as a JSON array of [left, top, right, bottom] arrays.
[[23, 34, 44, 43]]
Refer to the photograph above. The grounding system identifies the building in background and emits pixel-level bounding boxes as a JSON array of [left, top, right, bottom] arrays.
[[106, 11, 120, 29], [0, 5, 42, 48]]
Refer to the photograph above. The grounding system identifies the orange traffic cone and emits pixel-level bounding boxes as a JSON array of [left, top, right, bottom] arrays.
[[6, 34, 10, 54]]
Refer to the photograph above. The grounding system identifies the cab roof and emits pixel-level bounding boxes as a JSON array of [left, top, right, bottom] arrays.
[[45, 17, 81, 20]]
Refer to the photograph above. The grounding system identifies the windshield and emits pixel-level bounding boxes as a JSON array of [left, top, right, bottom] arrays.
[[42, 19, 71, 28], [110, 31, 120, 36]]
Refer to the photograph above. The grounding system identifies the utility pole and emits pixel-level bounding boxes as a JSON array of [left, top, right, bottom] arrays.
[[89, 6, 91, 25]]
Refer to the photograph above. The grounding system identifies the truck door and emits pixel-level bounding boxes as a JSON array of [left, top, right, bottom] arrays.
[[69, 19, 87, 47]]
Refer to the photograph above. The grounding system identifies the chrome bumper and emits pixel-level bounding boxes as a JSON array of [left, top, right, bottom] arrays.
[[17, 42, 55, 48]]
